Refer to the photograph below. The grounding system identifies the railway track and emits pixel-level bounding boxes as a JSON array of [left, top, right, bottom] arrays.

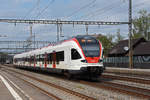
[[0, 71, 60, 100], [2, 64, 150, 100], [79, 72, 150, 99], [80, 80, 150, 99], [1, 66, 96, 100], [101, 73, 150, 85]]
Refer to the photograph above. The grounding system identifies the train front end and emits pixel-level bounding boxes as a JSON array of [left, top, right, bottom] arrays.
[[73, 35, 105, 78]]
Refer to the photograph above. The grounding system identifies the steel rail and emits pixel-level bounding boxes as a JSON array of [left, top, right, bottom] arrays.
[[102, 74, 150, 85], [4, 64, 150, 99], [2, 70, 62, 100], [2, 67, 96, 100], [80, 81, 150, 99]]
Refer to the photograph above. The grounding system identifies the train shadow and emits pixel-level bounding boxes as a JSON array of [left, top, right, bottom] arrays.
[[14, 67, 62, 79], [15, 66, 107, 82]]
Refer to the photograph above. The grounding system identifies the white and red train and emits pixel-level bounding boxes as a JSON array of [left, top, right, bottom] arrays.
[[13, 35, 104, 78]]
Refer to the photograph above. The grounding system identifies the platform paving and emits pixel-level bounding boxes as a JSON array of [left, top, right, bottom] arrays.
[[0, 78, 14, 100]]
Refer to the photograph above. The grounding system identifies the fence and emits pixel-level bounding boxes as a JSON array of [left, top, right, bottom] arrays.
[[103, 56, 150, 69]]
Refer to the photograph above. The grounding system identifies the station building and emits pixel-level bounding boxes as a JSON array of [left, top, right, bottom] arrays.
[[104, 38, 150, 69]]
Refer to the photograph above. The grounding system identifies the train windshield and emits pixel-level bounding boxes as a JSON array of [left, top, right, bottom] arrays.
[[76, 35, 100, 57]]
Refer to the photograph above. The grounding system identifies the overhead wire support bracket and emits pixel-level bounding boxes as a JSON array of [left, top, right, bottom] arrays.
[[0, 18, 130, 43], [0, 19, 129, 25]]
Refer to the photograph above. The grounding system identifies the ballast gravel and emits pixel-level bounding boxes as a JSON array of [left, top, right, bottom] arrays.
[[3, 66, 148, 100]]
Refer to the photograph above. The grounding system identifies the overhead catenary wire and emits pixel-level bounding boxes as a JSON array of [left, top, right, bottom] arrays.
[[97, 0, 150, 21], [97, 0, 150, 20], [93, 3, 127, 21], [79, 0, 148, 21], [23, 0, 55, 43], [23, 0, 41, 19], [2, 0, 148, 41], [106, 0, 150, 14], [63, 0, 96, 20], [82, 0, 148, 22], [79, 0, 120, 20], [63, 0, 124, 34], [35, 0, 55, 18], [132, 0, 150, 13]]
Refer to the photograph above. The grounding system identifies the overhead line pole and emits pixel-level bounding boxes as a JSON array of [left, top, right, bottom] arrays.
[[29, 23, 33, 47], [129, 0, 133, 69], [56, 19, 59, 42]]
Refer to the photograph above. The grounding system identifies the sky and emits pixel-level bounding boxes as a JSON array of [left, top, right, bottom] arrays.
[[0, 0, 150, 42]]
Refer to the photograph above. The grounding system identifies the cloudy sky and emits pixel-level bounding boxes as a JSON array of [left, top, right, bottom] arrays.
[[0, 0, 150, 42]]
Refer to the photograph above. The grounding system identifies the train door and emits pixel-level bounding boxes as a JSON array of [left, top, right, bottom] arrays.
[[52, 51, 56, 68], [34, 55, 36, 67], [30, 56, 31, 66], [64, 47, 71, 69], [44, 52, 47, 68], [39, 55, 42, 68]]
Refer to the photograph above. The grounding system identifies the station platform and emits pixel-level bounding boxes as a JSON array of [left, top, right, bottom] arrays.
[[105, 67, 150, 76], [0, 76, 14, 100]]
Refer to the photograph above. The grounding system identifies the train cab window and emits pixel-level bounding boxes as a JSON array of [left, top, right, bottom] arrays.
[[71, 49, 81, 60]]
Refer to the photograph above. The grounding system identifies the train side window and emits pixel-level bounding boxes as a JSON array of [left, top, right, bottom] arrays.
[[71, 49, 81, 60], [39, 55, 41, 62], [50, 53, 52, 64], [14, 59, 17, 63], [42, 54, 45, 64], [55, 51, 64, 64], [47, 54, 49, 64], [36, 55, 38, 63], [31, 56, 34, 64], [27, 57, 29, 62], [56, 51, 64, 61], [47, 53, 52, 64]]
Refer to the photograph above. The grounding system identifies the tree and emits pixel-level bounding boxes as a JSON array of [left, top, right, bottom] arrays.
[[133, 10, 150, 40], [116, 29, 124, 43], [96, 34, 114, 56]]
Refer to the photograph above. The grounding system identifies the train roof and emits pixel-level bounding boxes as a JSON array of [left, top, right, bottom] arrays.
[[14, 35, 98, 58]]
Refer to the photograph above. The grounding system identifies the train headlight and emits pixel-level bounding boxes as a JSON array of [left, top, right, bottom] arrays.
[[99, 59, 103, 63], [81, 60, 87, 63]]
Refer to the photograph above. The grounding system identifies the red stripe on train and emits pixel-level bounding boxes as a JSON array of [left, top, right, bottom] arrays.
[[73, 38, 102, 63], [72, 38, 86, 59]]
